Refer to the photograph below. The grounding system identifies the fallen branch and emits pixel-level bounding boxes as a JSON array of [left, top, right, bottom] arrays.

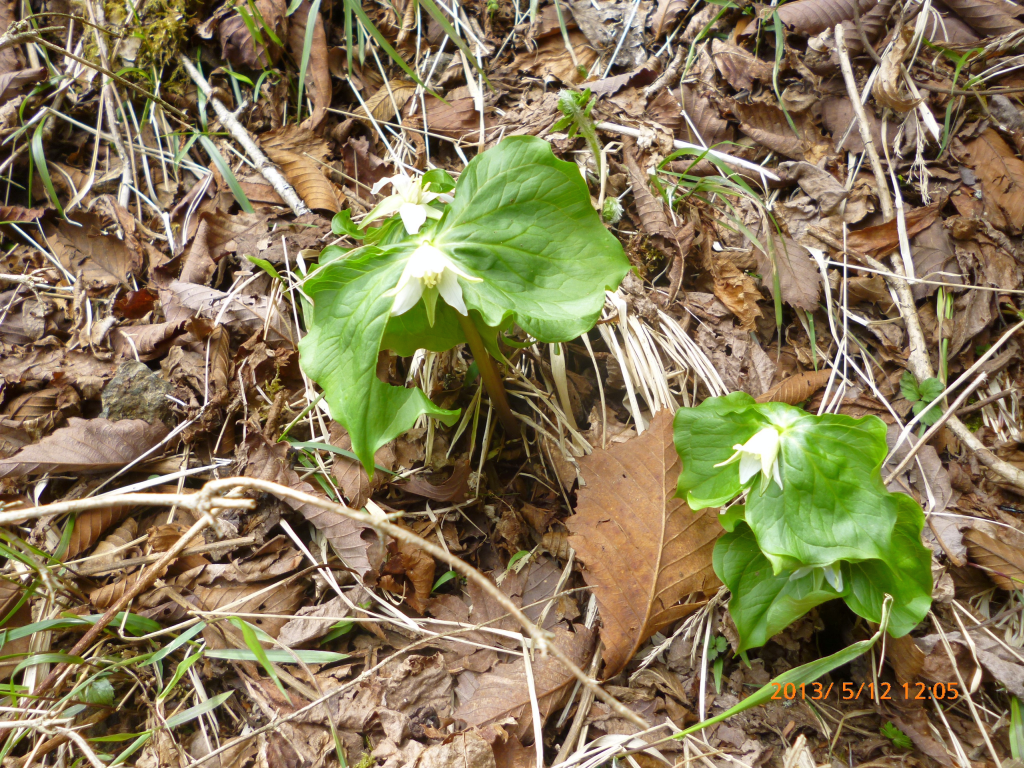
[[178, 55, 311, 217]]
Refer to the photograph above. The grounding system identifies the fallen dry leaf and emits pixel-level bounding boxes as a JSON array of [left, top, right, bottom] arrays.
[[963, 526, 1024, 591], [756, 369, 832, 404], [264, 147, 340, 212], [398, 459, 471, 502], [455, 625, 595, 740], [754, 235, 821, 312], [846, 203, 942, 257], [964, 129, 1024, 235], [0, 418, 168, 478], [567, 411, 721, 678], [243, 434, 381, 577]]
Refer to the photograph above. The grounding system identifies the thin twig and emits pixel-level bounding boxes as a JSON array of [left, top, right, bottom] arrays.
[[177, 55, 311, 217], [834, 24, 895, 221]]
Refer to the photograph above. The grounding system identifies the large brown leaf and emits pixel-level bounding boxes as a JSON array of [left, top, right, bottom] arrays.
[[243, 434, 380, 577], [566, 411, 721, 678], [846, 203, 942, 256], [454, 625, 595, 740], [0, 418, 168, 478], [775, 0, 877, 35], [754, 235, 822, 312], [264, 147, 340, 213], [67, 503, 134, 558], [941, 0, 1023, 37], [733, 101, 806, 160], [44, 214, 134, 294], [964, 129, 1024, 235]]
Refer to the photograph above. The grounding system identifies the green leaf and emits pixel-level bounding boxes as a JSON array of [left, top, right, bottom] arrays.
[[913, 399, 943, 426], [434, 136, 630, 343], [298, 244, 460, 470], [746, 407, 899, 570], [900, 370, 921, 402], [31, 121, 64, 217], [843, 494, 932, 638], [918, 377, 945, 403], [247, 255, 282, 281], [881, 722, 913, 750], [714, 522, 840, 653], [421, 168, 456, 193], [199, 136, 254, 213], [431, 570, 458, 592], [674, 393, 768, 509], [84, 678, 115, 706], [158, 650, 203, 701], [300, 138, 628, 473]]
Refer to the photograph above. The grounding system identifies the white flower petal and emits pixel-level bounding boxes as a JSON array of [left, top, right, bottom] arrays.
[[438, 269, 468, 315], [738, 453, 761, 485], [399, 202, 429, 234], [822, 563, 843, 592], [789, 566, 813, 582], [390, 278, 423, 317]]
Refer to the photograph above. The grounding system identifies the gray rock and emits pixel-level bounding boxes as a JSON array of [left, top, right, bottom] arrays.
[[101, 360, 175, 428]]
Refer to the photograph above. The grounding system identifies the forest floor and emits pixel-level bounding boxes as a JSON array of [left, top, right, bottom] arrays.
[[1, 0, 1024, 765]]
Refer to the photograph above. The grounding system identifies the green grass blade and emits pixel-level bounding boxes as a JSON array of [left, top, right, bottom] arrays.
[[31, 121, 63, 217], [414, 0, 490, 85], [296, 0, 323, 122], [164, 690, 234, 728], [348, 0, 433, 93], [198, 136, 255, 213], [229, 618, 290, 702], [206, 648, 350, 663], [674, 597, 893, 739], [157, 650, 203, 702], [150, 622, 207, 664]]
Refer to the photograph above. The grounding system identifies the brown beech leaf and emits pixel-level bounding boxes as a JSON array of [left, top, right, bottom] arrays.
[[398, 459, 471, 502], [733, 101, 805, 160], [380, 537, 435, 613], [711, 40, 774, 92], [44, 214, 134, 293], [964, 129, 1024, 235], [218, 0, 285, 69], [651, 0, 690, 37], [872, 25, 920, 112], [415, 731, 496, 768], [775, 0, 876, 35], [196, 580, 307, 648], [265, 147, 340, 212], [566, 411, 721, 678], [754, 236, 821, 312], [90, 568, 153, 609], [756, 369, 833, 404], [846, 203, 942, 256], [355, 79, 417, 126], [941, 0, 1023, 37], [258, 125, 331, 162], [243, 434, 380, 577], [328, 423, 395, 509], [0, 418, 168, 478], [964, 526, 1024, 591], [67, 503, 135, 558], [455, 626, 595, 740], [90, 518, 138, 570], [821, 97, 883, 153], [111, 322, 187, 362]]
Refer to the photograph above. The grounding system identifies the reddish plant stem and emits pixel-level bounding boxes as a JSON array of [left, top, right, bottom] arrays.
[[457, 312, 521, 438]]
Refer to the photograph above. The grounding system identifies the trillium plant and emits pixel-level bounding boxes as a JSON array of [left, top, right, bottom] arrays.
[[674, 393, 934, 653], [298, 137, 631, 472]]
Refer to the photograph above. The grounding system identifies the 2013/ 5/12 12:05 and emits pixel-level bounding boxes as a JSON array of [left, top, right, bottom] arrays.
[[770, 681, 961, 701]]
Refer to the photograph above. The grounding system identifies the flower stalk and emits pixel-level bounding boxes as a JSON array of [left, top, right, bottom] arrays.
[[457, 313, 521, 438]]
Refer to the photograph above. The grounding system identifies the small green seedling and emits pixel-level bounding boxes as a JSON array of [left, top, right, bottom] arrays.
[[299, 137, 630, 473], [881, 721, 913, 750], [900, 371, 945, 429], [673, 393, 933, 653]]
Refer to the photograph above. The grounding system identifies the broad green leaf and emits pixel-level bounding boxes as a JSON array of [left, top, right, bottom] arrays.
[[300, 138, 628, 472], [913, 399, 943, 426], [843, 494, 932, 637], [713, 522, 839, 652], [84, 678, 115, 706], [746, 408, 899, 570], [674, 597, 892, 739], [434, 136, 630, 343], [298, 244, 460, 469], [674, 393, 769, 509]]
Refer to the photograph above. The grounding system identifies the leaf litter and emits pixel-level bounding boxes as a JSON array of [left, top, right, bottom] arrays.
[[2, 0, 1024, 764]]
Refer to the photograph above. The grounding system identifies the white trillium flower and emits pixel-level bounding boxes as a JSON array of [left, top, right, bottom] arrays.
[[714, 425, 783, 493], [365, 174, 447, 234], [386, 242, 481, 325], [789, 562, 844, 592]]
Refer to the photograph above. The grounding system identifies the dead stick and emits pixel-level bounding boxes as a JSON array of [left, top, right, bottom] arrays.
[[178, 55, 311, 217]]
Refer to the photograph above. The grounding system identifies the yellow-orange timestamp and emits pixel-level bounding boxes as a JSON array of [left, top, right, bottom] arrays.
[[770, 681, 961, 701]]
